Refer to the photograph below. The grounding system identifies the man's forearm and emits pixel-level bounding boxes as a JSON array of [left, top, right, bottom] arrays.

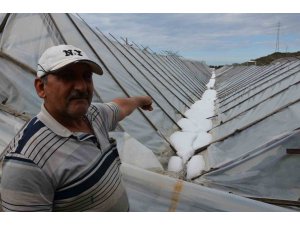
[[112, 96, 153, 120]]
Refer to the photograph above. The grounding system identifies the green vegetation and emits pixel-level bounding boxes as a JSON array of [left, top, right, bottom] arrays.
[[209, 51, 300, 68], [242, 51, 300, 66]]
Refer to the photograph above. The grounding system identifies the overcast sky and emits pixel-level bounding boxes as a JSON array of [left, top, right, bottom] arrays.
[[80, 13, 300, 66], [3, 0, 299, 66]]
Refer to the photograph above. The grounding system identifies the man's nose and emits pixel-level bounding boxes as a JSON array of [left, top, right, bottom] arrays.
[[73, 77, 87, 91]]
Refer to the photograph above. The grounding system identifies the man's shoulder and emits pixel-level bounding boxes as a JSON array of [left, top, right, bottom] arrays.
[[6, 116, 51, 157], [88, 102, 112, 110], [88, 102, 119, 117]]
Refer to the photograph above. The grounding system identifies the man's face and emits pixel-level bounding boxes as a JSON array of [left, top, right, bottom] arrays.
[[36, 63, 94, 120]]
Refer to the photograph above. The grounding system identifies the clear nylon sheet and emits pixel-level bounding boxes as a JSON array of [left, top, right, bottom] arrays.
[[122, 164, 291, 211], [198, 129, 300, 202]]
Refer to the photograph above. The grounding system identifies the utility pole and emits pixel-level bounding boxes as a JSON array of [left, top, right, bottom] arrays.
[[275, 22, 280, 52]]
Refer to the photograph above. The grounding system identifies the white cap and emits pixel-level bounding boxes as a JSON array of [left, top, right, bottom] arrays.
[[37, 44, 103, 77]]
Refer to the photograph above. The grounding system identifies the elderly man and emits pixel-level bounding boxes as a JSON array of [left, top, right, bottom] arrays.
[[0, 45, 153, 211]]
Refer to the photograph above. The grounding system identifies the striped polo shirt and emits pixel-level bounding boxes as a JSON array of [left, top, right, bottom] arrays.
[[0, 103, 129, 211]]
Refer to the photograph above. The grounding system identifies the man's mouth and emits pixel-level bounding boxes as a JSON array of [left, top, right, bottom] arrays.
[[70, 98, 88, 102]]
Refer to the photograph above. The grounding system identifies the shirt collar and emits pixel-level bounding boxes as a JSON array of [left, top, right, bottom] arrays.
[[37, 104, 73, 137]]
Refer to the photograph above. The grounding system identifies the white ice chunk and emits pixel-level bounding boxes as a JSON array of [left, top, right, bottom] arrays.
[[192, 132, 212, 150], [170, 131, 196, 163], [186, 155, 206, 179], [113, 132, 163, 171], [178, 118, 200, 132], [191, 100, 207, 110], [206, 78, 215, 89], [178, 118, 212, 132], [196, 118, 212, 132], [185, 105, 214, 120], [167, 156, 183, 172], [202, 89, 217, 101], [211, 72, 216, 79], [170, 71, 217, 172]]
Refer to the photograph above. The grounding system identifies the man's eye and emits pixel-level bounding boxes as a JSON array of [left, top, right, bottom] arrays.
[[62, 74, 73, 80], [57, 72, 73, 80], [84, 73, 93, 81]]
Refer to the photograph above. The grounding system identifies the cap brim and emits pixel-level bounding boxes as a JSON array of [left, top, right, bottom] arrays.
[[50, 59, 103, 75], [78, 60, 103, 75]]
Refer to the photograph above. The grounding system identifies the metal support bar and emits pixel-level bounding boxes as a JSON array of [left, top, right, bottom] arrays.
[[0, 52, 36, 76], [219, 61, 300, 109], [165, 55, 205, 94], [218, 61, 293, 103], [121, 39, 193, 105], [133, 41, 201, 100], [137, 43, 202, 99], [217, 79, 300, 126], [0, 13, 11, 33], [48, 13, 67, 44], [195, 96, 300, 155], [248, 197, 300, 208], [175, 56, 209, 86], [168, 55, 206, 91], [108, 34, 188, 117]]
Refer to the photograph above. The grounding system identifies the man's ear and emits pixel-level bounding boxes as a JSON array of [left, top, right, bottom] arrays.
[[34, 78, 46, 98]]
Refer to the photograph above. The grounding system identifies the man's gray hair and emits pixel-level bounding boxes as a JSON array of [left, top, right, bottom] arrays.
[[40, 75, 48, 84]]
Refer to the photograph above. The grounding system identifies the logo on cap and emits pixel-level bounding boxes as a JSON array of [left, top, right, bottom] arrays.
[[63, 49, 83, 57]]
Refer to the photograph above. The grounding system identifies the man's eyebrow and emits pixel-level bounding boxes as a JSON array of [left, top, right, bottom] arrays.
[[56, 69, 72, 74]]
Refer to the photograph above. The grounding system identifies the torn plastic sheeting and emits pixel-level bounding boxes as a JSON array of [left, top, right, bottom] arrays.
[[208, 101, 300, 169], [111, 131, 164, 171], [198, 129, 300, 202], [121, 163, 292, 211], [214, 83, 300, 141], [0, 110, 26, 156], [220, 71, 300, 123]]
